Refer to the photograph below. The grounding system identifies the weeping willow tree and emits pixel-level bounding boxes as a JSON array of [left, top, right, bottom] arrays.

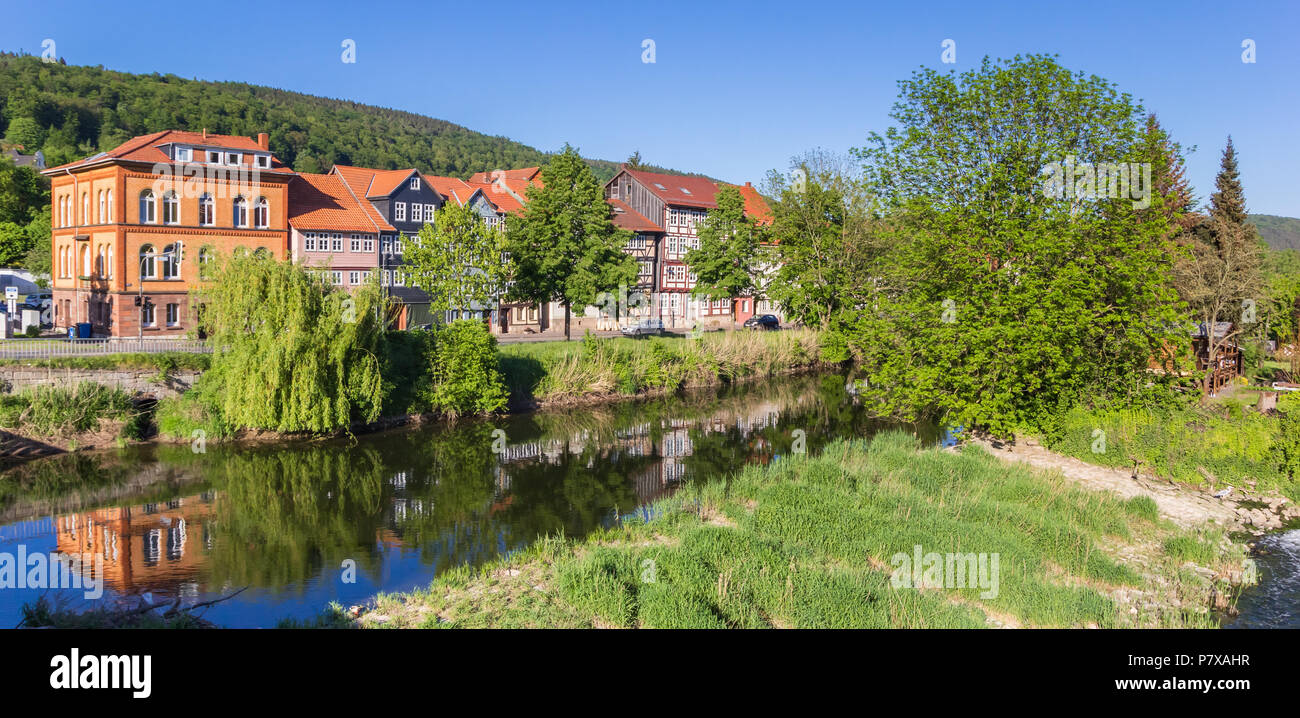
[[192, 252, 386, 433]]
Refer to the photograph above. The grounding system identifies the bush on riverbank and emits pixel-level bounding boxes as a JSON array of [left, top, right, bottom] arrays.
[[0, 382, 142, 438], [355, 432, 1239, 629], [1037, 403, 1300, 499], [500, 329, 823, 404], [366, 320, 509, 418]]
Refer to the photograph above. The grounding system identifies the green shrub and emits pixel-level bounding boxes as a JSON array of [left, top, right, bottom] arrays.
[[424, 320, 509, 417], [0, 382, 137, 436], [155, 390, 227, 439], [23, 325, 39, 338]]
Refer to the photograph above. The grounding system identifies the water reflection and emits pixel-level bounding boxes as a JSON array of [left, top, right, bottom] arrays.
[[0, 372, 924, 627]]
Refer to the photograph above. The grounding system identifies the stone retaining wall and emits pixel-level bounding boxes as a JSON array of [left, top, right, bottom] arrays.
[[0, 366, 201, 398]]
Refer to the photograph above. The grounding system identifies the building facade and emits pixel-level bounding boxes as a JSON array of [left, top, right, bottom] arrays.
[[43, 130, 294, 338]]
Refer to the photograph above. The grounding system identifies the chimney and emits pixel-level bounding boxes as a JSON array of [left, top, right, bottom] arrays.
[[202, 128, 207, 140], [257, 132, 269, 150], [745, 181, 752, 187]]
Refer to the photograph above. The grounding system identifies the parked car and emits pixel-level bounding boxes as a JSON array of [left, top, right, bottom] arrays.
[[743, 314, 781, 330], [621, 319, 664, 337]]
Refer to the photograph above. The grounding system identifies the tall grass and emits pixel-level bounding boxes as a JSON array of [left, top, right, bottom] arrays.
[[500, 330, 824, 403], [0, 382, 140, 438], [362, 432, 1237, 629], [1043, 403, 1300, 499]]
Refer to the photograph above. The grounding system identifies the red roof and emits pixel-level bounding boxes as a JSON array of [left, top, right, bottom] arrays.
[[467, 167, 541, 184], [289, 173, 392, 233], [43, 129, 292, 174], [421, 173, 476, 206], [623, 168, 720, 209], [730, 182, 773, 226], [329, 165, 401, 231], [607, 198, 663, 232]]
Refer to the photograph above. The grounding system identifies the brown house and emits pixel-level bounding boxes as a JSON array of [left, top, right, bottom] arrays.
[[42, 130, 295, 338]]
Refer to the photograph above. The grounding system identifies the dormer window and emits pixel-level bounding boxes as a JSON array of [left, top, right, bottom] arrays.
[[175, 147, 192, 162], [681, 188, 692, 195], [410, 176, 420, 191], [255, 155, 271, 169], [207, 150, 222, 164], [225, 152, 241, 166]]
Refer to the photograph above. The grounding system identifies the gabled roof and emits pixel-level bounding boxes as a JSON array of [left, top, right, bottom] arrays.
[[289, 172, 394, 233], [468, 180, 530, 215], [332, 164, 421, 198], [467, 166, 541, 184], [42, 130, 292, 175], [329, 165, 401, 231], [607, 198, 663, 232], [421, 173, 476, 206], [622, 168, 720, 209]]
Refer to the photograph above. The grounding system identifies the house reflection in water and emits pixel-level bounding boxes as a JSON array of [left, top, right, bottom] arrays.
[[53, 493, 217, 600]]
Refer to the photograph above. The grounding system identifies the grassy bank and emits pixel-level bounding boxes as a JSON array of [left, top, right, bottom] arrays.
[[0, 383, 145, 445], [0, 352, 210, 372], [501, 329, 826, 405], [351, 432, 1246, 629], [1036, 396, 1300, 500]]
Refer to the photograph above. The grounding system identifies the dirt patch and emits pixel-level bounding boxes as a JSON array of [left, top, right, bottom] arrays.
[[971, 437, 1240, 529]]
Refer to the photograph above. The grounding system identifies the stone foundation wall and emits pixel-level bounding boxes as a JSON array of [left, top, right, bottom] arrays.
[[0, 366, 201, 398]]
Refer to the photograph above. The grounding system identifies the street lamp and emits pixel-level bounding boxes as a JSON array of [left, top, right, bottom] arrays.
[[137, 249, 175, 341]]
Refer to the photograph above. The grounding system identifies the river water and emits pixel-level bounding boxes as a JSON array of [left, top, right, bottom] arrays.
[[0, 372, 927, 628], [0, 372, 1292, 628]]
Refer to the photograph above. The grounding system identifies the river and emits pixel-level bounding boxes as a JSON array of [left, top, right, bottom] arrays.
[[0, 372, 927, 628]]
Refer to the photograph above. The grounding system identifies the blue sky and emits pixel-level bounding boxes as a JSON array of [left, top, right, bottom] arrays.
[[4, 0, 1298, 215]]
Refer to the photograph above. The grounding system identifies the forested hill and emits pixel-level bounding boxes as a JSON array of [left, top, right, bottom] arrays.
[[0, 52, 694, 181], [1249, 214, 1300, 251]]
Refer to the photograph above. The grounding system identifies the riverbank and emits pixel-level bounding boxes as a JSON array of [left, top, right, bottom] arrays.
[[343, 432, 1252, 629], [0, 329, 832, 461]]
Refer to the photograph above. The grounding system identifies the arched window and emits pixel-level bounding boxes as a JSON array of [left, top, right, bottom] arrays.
[[139, 190, 156, 224], [198, 246, 214, 280], [161, 242, 181, 279], [58, 246, 65, 278], [233, 196, 248, 227], [106, 190, 114, 223], [96, 246, 105, 278], [140, 244, 156, 280], [253, 197, 269, 228], [106, 245, 114, 278], [97, 190, 105, 224], [163, 191, 179, 225], [82, 192, 89, 225], [81, 245, 91, 277], [199, 193, 214, 226], [58, 196, 65, 227]]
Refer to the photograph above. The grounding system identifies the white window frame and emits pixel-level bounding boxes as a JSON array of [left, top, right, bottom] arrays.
[[331, 234, 343, 252], [363, 237, 374, 253], [411, 203, 422, 223], [394, 202, 406, 222], [410, 176, 420, 191], [348, 271, 360, 285], [350, 235, 362, 252], [166, 303, 179, 326], [331, 271, 343, 286], [304, 233, 317, 252]]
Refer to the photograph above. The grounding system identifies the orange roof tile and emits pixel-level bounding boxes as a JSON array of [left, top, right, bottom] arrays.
[[729, 182, 774, 226], [467, 166, 541, 184], [329, 165, 399, 232], [421, 173, 475, 206], [289, 172, 390, 233]]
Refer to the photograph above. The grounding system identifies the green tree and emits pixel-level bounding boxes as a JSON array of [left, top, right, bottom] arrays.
[[1172, 138, 1264, 399], [506, 145, 636, 339], [191, 252, 386, 433], [405, 201, 510, 321], [684, 185, 759, 325], [0, 155, 48, 225], [847, 54, 1185, 435], [3, 117, 45, 151]]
